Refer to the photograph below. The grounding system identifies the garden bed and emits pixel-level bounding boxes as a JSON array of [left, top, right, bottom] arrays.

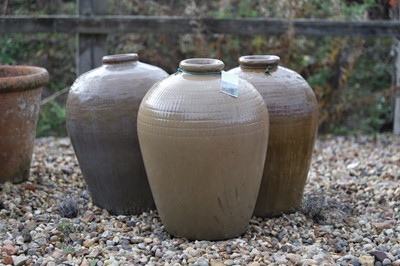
[[0, 135, 399, 265]]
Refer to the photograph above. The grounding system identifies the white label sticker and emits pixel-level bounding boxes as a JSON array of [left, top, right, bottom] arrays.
[[220, 71, 238, 98]]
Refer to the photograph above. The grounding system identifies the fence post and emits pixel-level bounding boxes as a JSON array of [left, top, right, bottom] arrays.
[[395, 39, 400, 135], [76, 0, 108, 75], [393, 1, 400, 135]]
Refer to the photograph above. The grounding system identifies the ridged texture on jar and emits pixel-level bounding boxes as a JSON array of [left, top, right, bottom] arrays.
[[138, 72, 269, 240], [66, 54, 168, 215], [138, 74, 268, 137], [229, 63, 318, 218]]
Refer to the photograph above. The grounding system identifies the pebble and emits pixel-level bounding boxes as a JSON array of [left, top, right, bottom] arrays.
[[2, 244, 17, 255], [87, 248, 100, 258], [184, 247, 198, 257], [359, 255, 375, 266], [224, 259, 234, 265], [3, 240, 14, 246], [83, 238, 97, 248], [126, 220, 136, 227], [372, 222, 392, 230], [155, 249, 163, 258], [26, 248, 37, 255], [335, 241, 346, 253], [210, 260, 225, 266], [198, 257, 209, 265], [3, 256, 13, 265], [392, 260, 400, 266], [287, 253, 301, 263], [106, 240, 115, 247], [131, 236, 144, 243], [371, 250, 388, 262], [13, 255, 29, 266], [49, 235, 59, 243], [273, 254, 287, 264], [0, 136, 398, 265], [69, 233, 79, 242], [350, 236, 363, 243], [22, 231, 32, 243], [297, 258, 317, 265]]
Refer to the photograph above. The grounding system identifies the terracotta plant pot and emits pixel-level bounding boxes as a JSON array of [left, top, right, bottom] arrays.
[[229, 55, 318, 217], [0, 65, 48, 183], [66, 53, 168, 215], [137, 58, 269, 240]]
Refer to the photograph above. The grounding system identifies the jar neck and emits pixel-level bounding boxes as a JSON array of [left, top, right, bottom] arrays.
[[239, 55, 280, 74], [102, 53, 138, 65], [179, 58, 224, 74]]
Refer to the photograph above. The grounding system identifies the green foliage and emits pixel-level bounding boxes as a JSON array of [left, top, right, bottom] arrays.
[[208, 0, 259, 18], [0, 37, 17, 64], [3, 0, 76, 15], [1, 0, 394, 136], [63, 246, 75, 254], [340, 0, 378, 19], [58, 221, 75, 235], [37, 101, 66, 137]]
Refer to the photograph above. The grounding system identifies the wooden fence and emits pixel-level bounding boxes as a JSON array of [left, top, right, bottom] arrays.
[[0, 0, 399, 134]]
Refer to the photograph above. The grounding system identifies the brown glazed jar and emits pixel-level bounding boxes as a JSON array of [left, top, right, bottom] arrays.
[[66, 53, 168, 215], [0, 65, 48, 183], [229, 55, 318, 217], [137, 58, 269, 240]]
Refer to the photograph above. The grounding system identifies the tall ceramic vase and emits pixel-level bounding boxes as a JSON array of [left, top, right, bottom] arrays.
[[0, 65, 48, 183], [66, 53, 168, 215], [137, 58, 269, 240], [229, 55, 318, 217]]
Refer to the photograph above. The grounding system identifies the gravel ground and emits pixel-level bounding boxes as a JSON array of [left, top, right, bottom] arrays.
[[0, 135, 399, 266]]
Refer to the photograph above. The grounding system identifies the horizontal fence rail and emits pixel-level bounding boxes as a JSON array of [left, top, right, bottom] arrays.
[[0, 16, 400, 36]]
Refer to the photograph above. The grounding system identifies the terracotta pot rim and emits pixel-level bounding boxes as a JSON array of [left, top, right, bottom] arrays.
[[102, 53, 139, 65], [0, 65, 49, 92], [239, 55, 280, 68], [179, 58, 224, 73]]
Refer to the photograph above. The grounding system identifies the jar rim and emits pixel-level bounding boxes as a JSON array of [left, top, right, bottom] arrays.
[[239, 55, 280, 68], [0, 65, 49, 92], [179, 58, 224, 73], [102, 53, 139, 64]]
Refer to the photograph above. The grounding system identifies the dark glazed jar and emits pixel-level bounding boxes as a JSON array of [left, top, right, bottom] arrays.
[[229, 55, 318, 217], [0, 65, 48, 183], [137, 58, 269, 240], [66, 53, 168, 215]]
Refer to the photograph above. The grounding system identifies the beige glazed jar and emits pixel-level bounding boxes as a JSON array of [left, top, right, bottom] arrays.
[[137, 58, 269, 240], [66, 53, 168, 215], [229, 55, 318, 217]]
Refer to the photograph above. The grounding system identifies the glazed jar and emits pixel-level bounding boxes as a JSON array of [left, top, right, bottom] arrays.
[[229, 55, 318, 217], [137, 58, 269, 240], [0, 65, 48, 183], [66, 53, 168, 215]]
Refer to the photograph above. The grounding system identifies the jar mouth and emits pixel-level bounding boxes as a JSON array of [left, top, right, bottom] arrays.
[[0, 65, 49, 92], [179, 58, 225, 73], [102, 53, 139, 65], [239, 55, 280, 69]]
